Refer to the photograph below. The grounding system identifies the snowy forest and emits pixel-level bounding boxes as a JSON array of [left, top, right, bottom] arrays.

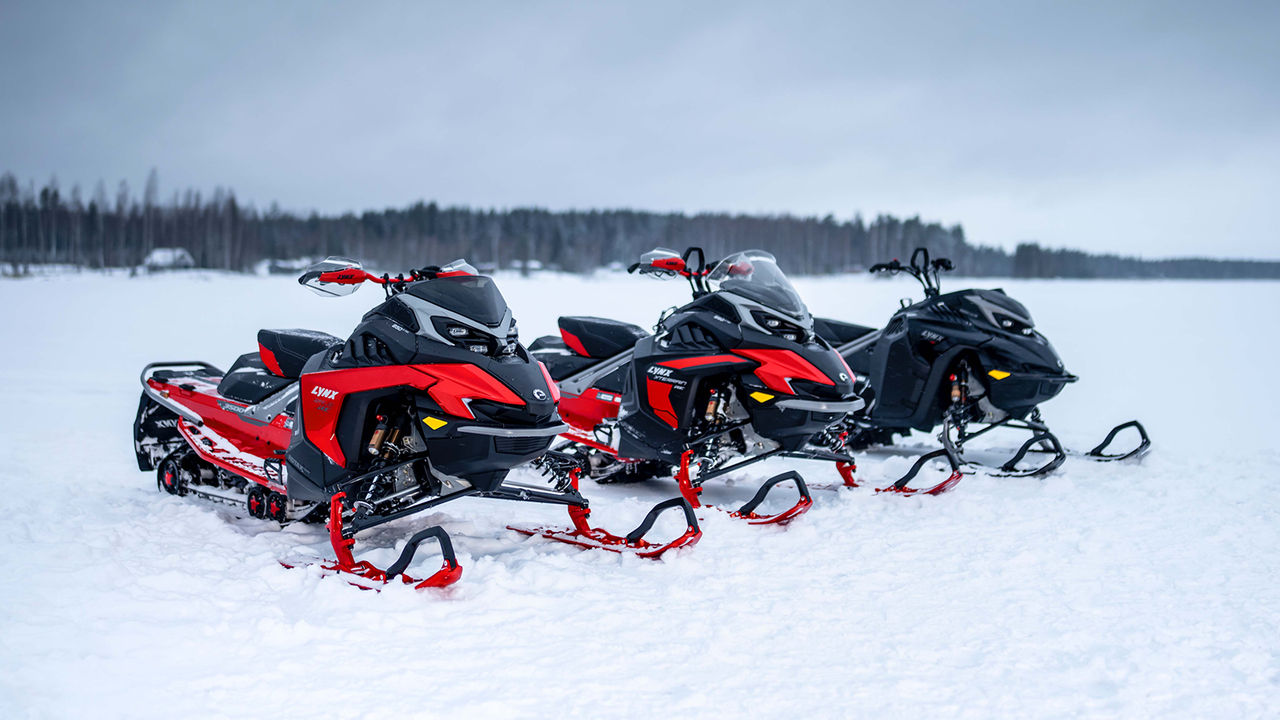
[[3, 172, 1277, 279]]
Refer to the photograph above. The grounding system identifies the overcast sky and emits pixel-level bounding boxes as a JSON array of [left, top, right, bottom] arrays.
[[3, 1, 1277, 259]]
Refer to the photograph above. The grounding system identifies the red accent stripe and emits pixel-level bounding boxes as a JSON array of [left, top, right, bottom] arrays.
[[646, 378, 679, 428], [732, 348, 834, 395], [561, 328, 589, 356], [259, 343, 285, 377], [659, 354, 751, 370], [537, 361, 561, 402]]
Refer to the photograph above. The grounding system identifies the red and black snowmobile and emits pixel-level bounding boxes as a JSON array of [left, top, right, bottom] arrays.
[[528, 247, 940, 527], [133, 258, 700, 591]]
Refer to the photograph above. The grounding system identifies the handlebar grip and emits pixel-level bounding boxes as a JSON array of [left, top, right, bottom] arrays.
[[627, 263, 640, 274]]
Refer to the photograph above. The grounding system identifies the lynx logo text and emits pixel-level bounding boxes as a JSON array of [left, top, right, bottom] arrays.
[[311, 386, 339, 400]]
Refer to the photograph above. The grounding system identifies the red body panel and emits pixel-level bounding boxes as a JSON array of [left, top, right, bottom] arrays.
[[558, 387, 620, 435], [731, 348, 834, 395], [299, 363, 525, 467], [645, 377, 679, 428], [146, 376, 292, 491]]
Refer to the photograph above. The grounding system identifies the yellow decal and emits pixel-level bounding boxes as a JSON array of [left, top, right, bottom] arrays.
[[749, 391, 775, 403], [422, 416, 448, 430], [987, 370, 1011, 380]]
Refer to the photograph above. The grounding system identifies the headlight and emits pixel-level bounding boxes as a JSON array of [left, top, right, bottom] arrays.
[[432, 317, 498, 355], [993, 312, 1035, 336], [750, 309, 809, 343]]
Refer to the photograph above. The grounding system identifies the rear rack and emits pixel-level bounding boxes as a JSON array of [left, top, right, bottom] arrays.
[[139, 361, 223, 423]]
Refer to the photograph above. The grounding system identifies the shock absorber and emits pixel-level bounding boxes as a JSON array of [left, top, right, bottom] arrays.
[[366, 414, 389, 456], [704, 388, 721, 423], [353, 474, 390, 519]]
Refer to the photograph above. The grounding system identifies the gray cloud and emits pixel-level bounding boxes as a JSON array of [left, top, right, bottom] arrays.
[[2, 0, 1277, 258]]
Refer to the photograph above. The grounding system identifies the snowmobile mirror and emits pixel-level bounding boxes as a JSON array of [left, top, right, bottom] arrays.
[[299, 257, 365, 297]]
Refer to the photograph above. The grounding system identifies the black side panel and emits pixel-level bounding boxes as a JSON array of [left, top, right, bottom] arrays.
[[216, 353, 293, 405]]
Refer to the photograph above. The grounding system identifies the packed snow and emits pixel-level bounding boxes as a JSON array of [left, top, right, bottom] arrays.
[[1, 270, 1277, 719]]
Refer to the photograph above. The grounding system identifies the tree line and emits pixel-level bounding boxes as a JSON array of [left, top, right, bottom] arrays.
[[3, 171, 1278, 279]]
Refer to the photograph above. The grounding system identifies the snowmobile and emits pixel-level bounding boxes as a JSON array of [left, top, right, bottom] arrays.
[[133, 257, 700, 591], [527, 247, 951, 525], [815, 247, 1150, 478]]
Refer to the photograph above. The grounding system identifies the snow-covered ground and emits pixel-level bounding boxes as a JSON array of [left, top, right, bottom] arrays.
[[1, 270, 1277, 719]]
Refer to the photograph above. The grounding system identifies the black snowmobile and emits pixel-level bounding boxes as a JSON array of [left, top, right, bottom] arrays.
[[134, 257, 700, 591], [815, 247, 1150, 477]]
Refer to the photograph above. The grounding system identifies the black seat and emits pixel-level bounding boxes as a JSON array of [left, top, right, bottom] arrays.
[[216, 353, 294, 405], [557, 316, 647, 359], [813, 317, 878, 346], [531, 336, 601, 380], [257, 328, 341, 378]]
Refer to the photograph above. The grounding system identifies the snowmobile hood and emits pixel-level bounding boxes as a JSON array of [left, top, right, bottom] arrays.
[[958, 289, 1034, 330], [406, 275, 510, 328]]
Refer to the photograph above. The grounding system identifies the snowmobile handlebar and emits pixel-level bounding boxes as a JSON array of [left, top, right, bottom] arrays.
[[301, 257, 478, 299], [869, 247, 954, 298]]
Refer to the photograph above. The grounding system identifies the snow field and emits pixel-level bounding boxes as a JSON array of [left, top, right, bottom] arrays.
[[1, 271, 1277, 718]]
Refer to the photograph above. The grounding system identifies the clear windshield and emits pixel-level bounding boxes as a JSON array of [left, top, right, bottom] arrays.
[[707, 250, 808, 318]]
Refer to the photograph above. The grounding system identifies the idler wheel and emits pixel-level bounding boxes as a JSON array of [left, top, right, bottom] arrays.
[[157, 456, 186, 496], [246, 485, 267, 519]]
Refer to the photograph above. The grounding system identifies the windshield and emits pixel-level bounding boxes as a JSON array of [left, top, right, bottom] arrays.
[[707, 250, 808, 318], [406, 274, 509, 327]]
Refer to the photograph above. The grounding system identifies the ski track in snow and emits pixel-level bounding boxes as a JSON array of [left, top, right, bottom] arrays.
[[1, 271, 1278, 719]]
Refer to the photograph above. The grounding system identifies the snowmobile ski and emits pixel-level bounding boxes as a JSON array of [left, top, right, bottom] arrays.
[[672, 449, 814, 525], [508, 468, 701, 557], [809, 451, 963, 495], [282, 493, 462, 590]]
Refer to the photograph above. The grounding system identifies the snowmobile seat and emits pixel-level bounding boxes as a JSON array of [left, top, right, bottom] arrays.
[[257, 328, 342, 378], [557, 316, 647, 359], [530, 336, 601, 380], [216, 353, 294, 405], [813, 317, 878, 346]]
